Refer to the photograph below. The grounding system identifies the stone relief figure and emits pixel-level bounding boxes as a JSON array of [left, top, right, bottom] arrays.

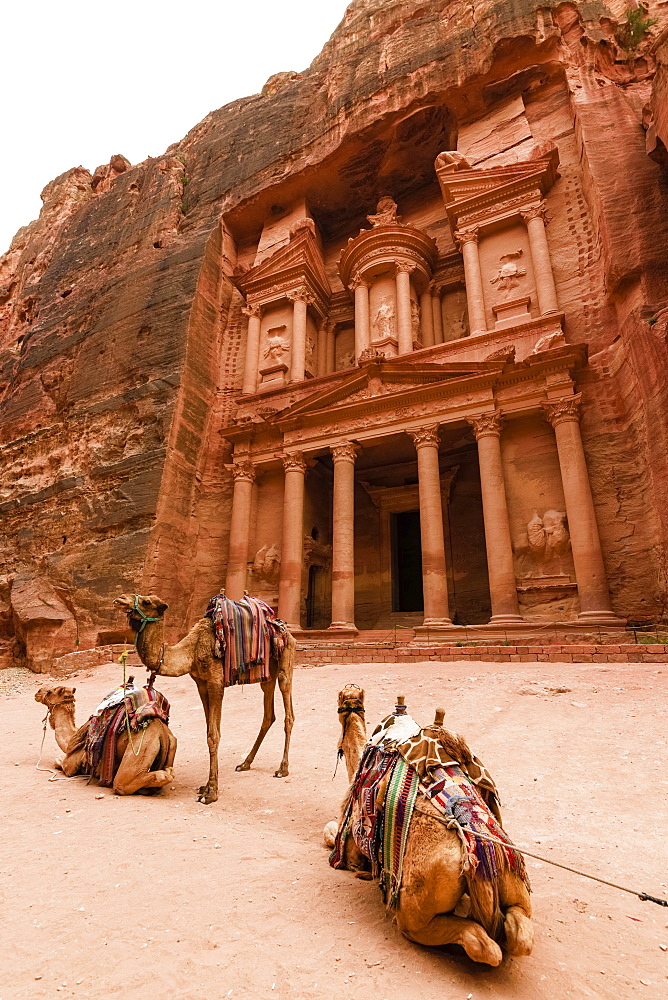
[[305, 329, 316, 372], [525, 509, 571, 575], [435, 150, 471, 173], [373, 300, 395, 340], [531, 330, 564, 355], [410, 298, 420, 340], [251, 543, 281, 586], [263, 326, 289, 365], [366, 196, 399, 227], [490, 250, 527, 293]]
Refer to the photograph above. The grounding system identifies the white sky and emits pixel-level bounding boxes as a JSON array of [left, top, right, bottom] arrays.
[[2, 0, 351, 255]]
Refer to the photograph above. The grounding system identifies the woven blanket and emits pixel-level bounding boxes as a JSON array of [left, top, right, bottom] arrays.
[[205, 594, 288, 687], [331, 724, 528, 908], [83, 683, 170, 787], [330, 744, 419, 907]]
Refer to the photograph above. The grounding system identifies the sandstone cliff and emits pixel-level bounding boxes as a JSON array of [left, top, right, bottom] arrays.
[[1, 0, 667, 668]]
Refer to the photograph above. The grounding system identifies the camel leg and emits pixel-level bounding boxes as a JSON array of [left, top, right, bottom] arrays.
[[112, 742, 174, 796], [236, 678, 275, 772], [194, 678, 213, 798], [60, 749, 85, 777], [499, 871, 533, 957], [198, 680, 223, 804], [396, 910, 503, 966], [274, 668, 294, 778]]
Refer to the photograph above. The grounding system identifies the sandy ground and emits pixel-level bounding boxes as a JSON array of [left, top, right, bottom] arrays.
[[1, 658, 667, 1000]]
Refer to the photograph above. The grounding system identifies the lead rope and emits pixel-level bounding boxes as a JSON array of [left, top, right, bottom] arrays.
[[413, 804, 668, 907], [35, 710, 90, 782]]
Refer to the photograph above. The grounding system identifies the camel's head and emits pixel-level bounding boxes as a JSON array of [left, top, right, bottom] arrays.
[[114, 593, 168, 634], [35, 686, 76, 727], [337, 684, 365, 727]]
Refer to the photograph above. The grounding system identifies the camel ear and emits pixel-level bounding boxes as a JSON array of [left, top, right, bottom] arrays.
[[72, 687, 76, 695], [157, 602, 168, 615], [359, 688, 365, 703]]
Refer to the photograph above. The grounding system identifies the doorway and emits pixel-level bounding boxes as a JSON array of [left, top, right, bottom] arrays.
[[391, 510, 424, 612]]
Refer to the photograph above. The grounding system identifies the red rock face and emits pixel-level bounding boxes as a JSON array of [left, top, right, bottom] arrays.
[[1, 0, 667, 668]]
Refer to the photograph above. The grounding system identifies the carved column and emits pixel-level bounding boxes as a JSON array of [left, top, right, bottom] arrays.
[[420, 288, 434, 347], [455, 229, 486, 335], [278, 452, 307, 629], [351, 276, 370, 361], [241, 304, 262, 395], [225, 461, 256, 599], [430, 282, 444, 344], [409, 426, 452, 627], [395, 264, 415, 355], [288, 289, 310, 382], [330, 442, 359, 631], [543, 397, 619, 622], [522, 203, 559, 315], [467, 412, 523, 624]]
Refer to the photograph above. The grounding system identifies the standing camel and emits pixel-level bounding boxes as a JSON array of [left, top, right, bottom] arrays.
[[325, 686, 533, 966], [34, 685, 176, 795], [113, 593, 296, 804]]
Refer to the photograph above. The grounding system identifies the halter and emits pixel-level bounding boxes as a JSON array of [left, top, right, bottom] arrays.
[[129, 594, 163, 645]]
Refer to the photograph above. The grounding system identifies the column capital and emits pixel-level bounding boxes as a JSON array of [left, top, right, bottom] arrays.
[[409, 425, 441, 450], [349, 273, 370, 291], [282, 451, 307, 474], [287, 287, 315, 305], [542, 394, 582, 427], [396, 262, 416, 275], [428, 281, 442, 297], [521, 201, 547, 225], [331, 441, 360, 464], [454, 228, 479, 249], [229, 460, 256, 483], [467, 411, 505, 440], [242, 302, 262, 318]]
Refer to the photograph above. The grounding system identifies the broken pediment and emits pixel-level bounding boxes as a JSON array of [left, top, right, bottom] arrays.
[[233, 221, 331, 313], [436, 150, 559, 232]]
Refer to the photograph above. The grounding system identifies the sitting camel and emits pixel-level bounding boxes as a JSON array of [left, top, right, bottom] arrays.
[[324, 685, 533, 967], [113, 593, 296, 804], [34, 685, 176, 795]]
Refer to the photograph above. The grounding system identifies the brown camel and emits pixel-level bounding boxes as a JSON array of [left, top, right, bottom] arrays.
[[325, 686, 533, 966], [34, 685, 176, 795], [113, 593, 296, 804]]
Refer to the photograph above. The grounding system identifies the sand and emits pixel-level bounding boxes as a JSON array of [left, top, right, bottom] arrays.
[[1, 658, 667, 1000]]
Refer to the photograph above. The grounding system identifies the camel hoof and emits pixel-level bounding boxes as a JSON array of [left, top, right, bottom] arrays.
[[273, 768, 288, 777], [235, 763, 251, 772], [197, 785, 209, 796]]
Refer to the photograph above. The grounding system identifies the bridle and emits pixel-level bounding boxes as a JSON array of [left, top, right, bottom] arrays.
[[127, 594, 163, 645]]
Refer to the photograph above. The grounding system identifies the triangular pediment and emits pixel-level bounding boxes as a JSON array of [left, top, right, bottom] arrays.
[[233, 223, 331, 308], [271, 356, 503, 423]]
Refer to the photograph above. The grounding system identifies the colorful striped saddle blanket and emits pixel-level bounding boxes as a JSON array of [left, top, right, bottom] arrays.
[[83, 683, 170, 787], [330, 716, 528, 908], [205, 594, 288, 688]]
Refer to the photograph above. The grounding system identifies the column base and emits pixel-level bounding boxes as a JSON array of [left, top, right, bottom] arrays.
[[576, 611, 626, 626], [414, 619, 456, 634], [488, 614, 526, 626], [328, 622, 358, 637]]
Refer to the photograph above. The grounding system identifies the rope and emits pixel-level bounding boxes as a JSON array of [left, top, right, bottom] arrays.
[[35, 712, 90, 782], [414, 804, 668, 907]]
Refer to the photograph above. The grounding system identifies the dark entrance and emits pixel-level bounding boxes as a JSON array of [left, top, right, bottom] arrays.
[[391, 510, 424, 612], [306, 565, 319, 628]]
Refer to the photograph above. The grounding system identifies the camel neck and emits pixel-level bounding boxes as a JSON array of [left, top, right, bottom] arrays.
[[50, 704, 77, 753], [135, 620, 165, 671], [341, 712, 367, 782]]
